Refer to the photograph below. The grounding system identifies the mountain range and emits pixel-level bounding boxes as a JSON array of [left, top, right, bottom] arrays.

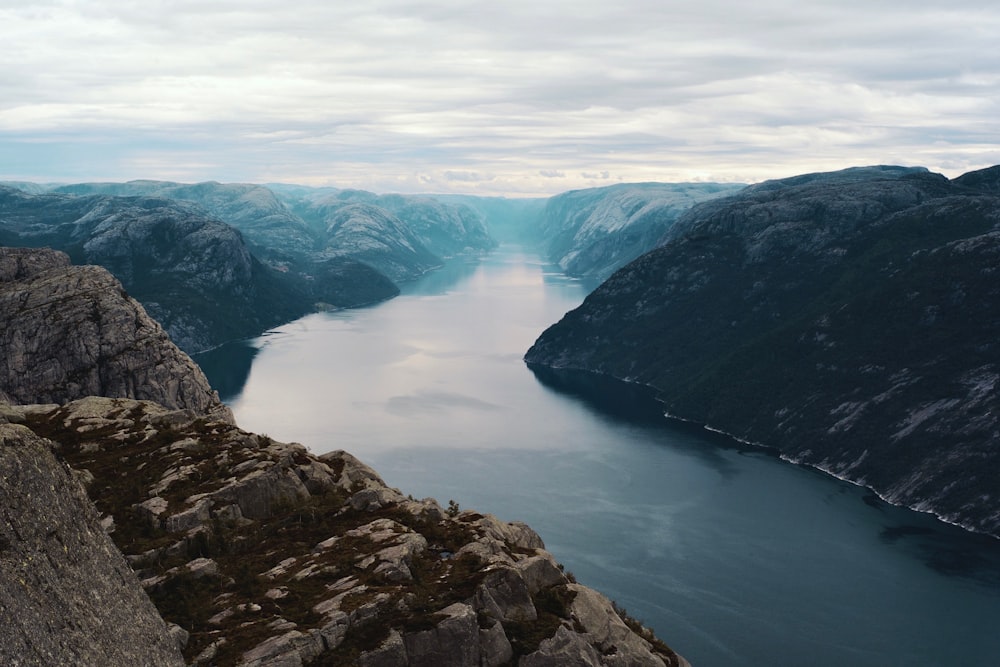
[[0, 181, 500, 353]]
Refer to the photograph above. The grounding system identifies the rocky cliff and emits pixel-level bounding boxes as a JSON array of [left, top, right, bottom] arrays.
[[526, 165, 1000, 537], [0, 247, 231, 420], [0, 411, 185, 666], [7, 396, 684, 666], [534, 183, 744, 281]]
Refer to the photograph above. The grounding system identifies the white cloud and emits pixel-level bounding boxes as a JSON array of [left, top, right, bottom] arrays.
[[1, 0, 998, 195]]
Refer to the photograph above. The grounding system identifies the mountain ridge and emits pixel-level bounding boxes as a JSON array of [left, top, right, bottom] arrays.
[[526, 164, 1000, 537]]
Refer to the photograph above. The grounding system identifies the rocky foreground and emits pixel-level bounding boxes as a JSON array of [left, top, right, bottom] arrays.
[[3, 397, 683, 666]]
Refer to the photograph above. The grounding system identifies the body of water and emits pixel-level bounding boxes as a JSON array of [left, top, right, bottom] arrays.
[[196, 245, 1000, 666]]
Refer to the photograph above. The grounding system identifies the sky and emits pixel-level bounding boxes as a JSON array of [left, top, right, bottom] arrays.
[[1, 1, 999, 197]]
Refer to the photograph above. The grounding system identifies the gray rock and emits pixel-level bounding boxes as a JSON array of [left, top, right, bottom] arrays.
[[479, 615, 514, 666], [403, 603, 481, 667], [355, 629, 408, 667], [0, 248, 232, 420], [567, 585, 668, 666], [12, 397, 687, 667], [473, 567, 537, 623], [0, 423, 184, 666], [515, 554, 570, 594], [520, 625, 604, 667]]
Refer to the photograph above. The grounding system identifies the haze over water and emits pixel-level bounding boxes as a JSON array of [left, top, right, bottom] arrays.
[[197, 245, 1000, 666]]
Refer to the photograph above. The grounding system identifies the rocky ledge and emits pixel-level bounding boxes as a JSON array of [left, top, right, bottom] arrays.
[[0, 247, 232, 421], [11, 396, 685, 667]]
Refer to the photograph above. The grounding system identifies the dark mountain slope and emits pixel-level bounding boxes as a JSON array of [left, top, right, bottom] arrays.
[[0, 186, 312, 352], [526, 165, 1000, 536]]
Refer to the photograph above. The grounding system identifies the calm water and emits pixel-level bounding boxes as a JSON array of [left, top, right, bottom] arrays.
[[196, 246, 1000, 667]]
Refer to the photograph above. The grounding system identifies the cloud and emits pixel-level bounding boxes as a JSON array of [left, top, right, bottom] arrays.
[[1, 1, 998, 195]]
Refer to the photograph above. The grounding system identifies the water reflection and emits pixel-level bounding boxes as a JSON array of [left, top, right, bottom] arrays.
[[527, 364, 748, 479], [879, 522, 1000, 585], [193, 340, 259, 402]]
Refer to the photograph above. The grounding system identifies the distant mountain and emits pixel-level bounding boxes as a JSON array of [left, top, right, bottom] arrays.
[[296, 198, 444, 282], [53, 181, 316, 263], [526, 165, 1000, 537], [0, 186, 313, 352], [533, 182, 745, 281], [271, 185, 498, 279], [54, 180, 498, 284], [430, 195, 547, 244]]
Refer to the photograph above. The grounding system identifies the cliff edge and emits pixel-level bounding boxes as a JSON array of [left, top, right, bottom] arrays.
[[0, 247, 232, 421]]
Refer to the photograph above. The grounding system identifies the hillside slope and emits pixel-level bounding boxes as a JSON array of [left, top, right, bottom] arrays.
[[527, 165, 1000, 536], [535, 182, 744, 281]]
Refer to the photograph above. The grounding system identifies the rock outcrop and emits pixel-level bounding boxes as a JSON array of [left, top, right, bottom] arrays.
[[0, 247, 231, 420], [13, 397, 685, 666], [535, 182, 744, 281], [0, 416, 184, 667], [527, 165, 1000, 537]]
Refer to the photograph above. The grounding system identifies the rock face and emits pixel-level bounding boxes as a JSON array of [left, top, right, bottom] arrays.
[[0, 417, 184, 667], [13, 397, 684, 666], [535, 182, 744, 281], [527, 165, 1000, 537], [0, 247, 232, 420], [0, 186, 313, 352]]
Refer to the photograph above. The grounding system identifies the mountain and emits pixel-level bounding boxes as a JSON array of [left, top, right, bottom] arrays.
[[526, 165, 1000, 537], [49, 179, 499, 295], [310, 200, 444, 282], [534, 182, 745, 281], [0, 247, 231, 420], [53, 180, 317, 264], [0, 248, 686, 666], [0, 186, 314, 353], [272, 185, 498, 281]]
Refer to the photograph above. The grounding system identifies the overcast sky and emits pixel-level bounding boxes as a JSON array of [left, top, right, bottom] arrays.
[[2, 1, 998, 196]]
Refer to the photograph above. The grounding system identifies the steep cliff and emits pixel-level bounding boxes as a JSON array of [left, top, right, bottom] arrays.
[[0, 247, 231, 420], [0, 416, 185, 667], [535, 182, 744, 281], [526, 165, 1000, 537]]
